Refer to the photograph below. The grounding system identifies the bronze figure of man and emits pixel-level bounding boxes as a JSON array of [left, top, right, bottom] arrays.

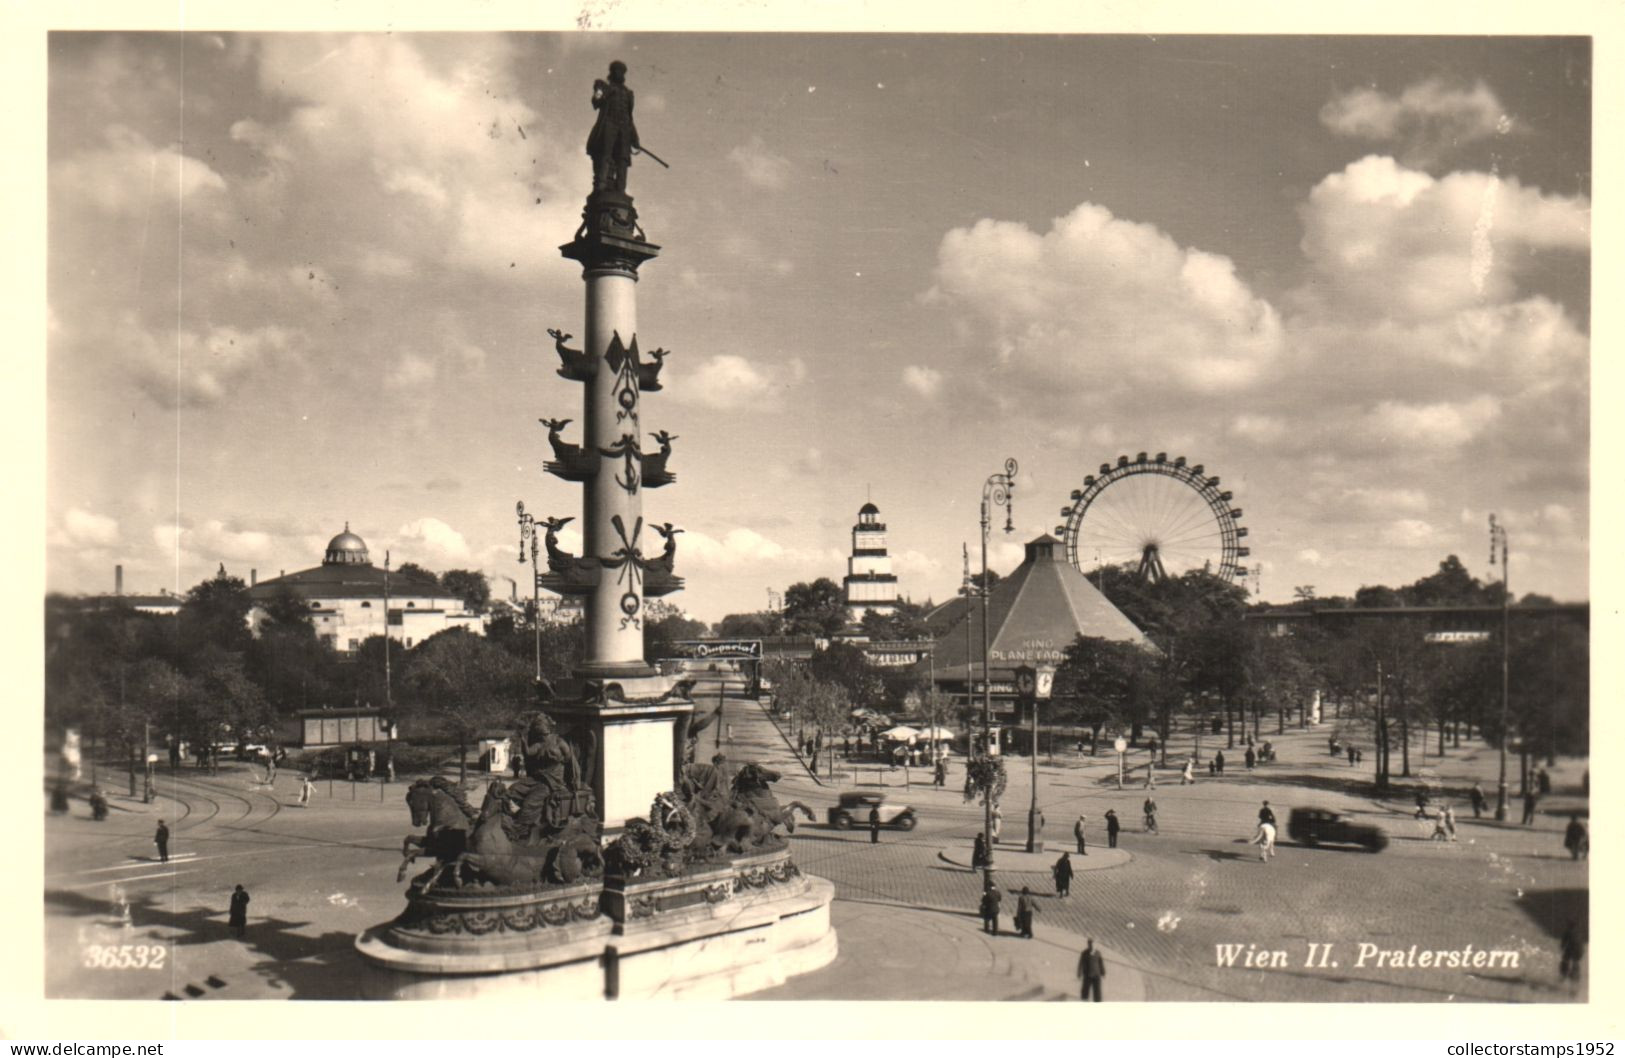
[[587, 61, 639, 193]]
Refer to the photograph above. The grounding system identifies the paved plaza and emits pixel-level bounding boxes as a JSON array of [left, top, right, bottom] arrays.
[[43, 690, 1587, 1002]]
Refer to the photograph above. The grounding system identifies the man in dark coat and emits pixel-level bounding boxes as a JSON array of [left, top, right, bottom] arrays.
[[154, 820, 169, 864], [1104, 809, 1121, 849], [972, 832, 988, 868], [1015, 887, 1037, 939], [869, 805, 881, 844], [1214, 750, 1225, 775], [1053, 852, 1073, 897], [979, 886, 1002, 935], [228, 884, 250, 939], [1078, 938, 1106, 1001], [1470, 783, 1487, 818], [1559, 921, 1584, 983], [1522, 789, 1538, 826], [1564, 814, 1588, 860], [587, 61, 640, 193], [1258, 801, 1277, 828]]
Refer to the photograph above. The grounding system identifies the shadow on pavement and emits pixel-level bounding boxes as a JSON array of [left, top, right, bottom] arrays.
[[1517, 886, 1588, 940], [46, 887, 362, 999]]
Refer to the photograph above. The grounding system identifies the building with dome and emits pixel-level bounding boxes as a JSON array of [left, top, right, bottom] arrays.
[[843, 502, 900, 624], [247, 524, 483, 652]]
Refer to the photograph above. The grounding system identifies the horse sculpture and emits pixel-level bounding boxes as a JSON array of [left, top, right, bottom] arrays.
[[397, 777, 478, 884], [678, 761, 815, 859], [413, 780, 603, 891]]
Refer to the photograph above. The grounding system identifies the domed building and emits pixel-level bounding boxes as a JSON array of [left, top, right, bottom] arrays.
[[248, 524, 484, 652]]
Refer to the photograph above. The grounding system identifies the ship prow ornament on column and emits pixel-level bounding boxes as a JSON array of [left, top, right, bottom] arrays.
[[356, 60, 835, 1000]]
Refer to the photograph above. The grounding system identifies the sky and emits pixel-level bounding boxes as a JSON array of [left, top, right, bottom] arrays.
[[45, 31, 1593, 622]]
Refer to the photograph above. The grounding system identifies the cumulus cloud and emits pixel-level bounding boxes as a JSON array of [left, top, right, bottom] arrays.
[[1363, 395, 1501, 449], [1229, 415, 1287, 444], [1320, 79, 1510, 166], [727, 137, 792, 189], [150, 519, 279, 564], [1296, 156, 1589, 321], [1339, 487, 1430, 516], [122, 316, 300, 409], [1297, 549, 1325, 567], [55, 508, 120, 550], [673, 354, 801, 411], [901, 365, 943, 399], [931, 203, 1284, 402], [395, 517, 473, 563], [53, 124, 227, 215], [681, 527, 840, 571], [1380, 518, 1439, 548]]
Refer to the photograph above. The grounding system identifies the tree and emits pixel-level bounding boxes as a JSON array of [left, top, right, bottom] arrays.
[[782, 578, 848, 636], [179, 567, 253, 656], [441, 569, 492, 612], [247, 587, 335, 717], [1353, 585, 1404, 608], [808, 640, 885, 709], [396, 562, 440, 586], [1054, 637, 1154, 752], [182, 646, 272, 753], [644, 601, 707, 662], [859, 600, 931, 641], [715, 611, 784, 638], [1246, 634, 1314, 736], [1403, 555, 1496, 607], [401, 629, 533, 781]]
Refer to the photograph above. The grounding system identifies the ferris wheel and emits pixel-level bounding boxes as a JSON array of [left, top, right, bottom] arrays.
[[1054, 452, 1250, 583]]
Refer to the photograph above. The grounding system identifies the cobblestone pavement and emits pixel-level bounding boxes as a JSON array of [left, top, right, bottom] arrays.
[[733, 696, 1588, 1003], [42, 698, 1586, 1003]]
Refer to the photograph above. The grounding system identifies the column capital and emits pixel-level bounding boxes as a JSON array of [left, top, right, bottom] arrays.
[[560, 190, 661, 274]]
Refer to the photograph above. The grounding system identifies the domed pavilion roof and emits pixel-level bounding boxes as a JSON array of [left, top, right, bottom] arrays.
[[323, 523, 371, 566]]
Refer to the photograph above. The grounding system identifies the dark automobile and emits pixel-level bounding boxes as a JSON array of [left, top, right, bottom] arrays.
[[1287, 807, 1388, 852], [827, 792, 917, 831]]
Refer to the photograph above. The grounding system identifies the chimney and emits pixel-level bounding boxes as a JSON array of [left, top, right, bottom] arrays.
[[251, 568, 258, 587], [115, 564, 123, 596]]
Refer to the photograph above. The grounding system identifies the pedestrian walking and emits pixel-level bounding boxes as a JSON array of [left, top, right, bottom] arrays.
[[1052, 852, 1073, 897], [868, 805, 881, 845], [1077, 938, 1106, 1001], [386, 755, 396, 782], [1564, 814, 1588, 860], [1329, 736, 1340, 757], [1105, 809, 1120, 848], [1347, 744, 1356, 766], [228, 884, 250, 939], [1245, 746, 1256, 770], [972, 832, 989, 869], [1355, 748, 1363, 764], [1444, 804, 1458, 841], [1073, 814, 1088, 855], [89, 787, 108, 821], [1015, 887, 1038, 939], [1144, 762, 1156, 789], [990, 805, 1003, 844], [1559, 921, 1584, 983], [1431, 807, 1450, 842], [842, 736, 850, 758], [1251, 820, 1277, 861], [979, 886, 1002, 935], [1470, 783, 1486, 818], [154, 820, 170, 864], [1182, 757, 1194, 784], [1258, 801, 1276, 828], [1143, 796, 1159, 834], [299, 775, 315, 806], [1214, 750, 1225, 775], [1522, 789, 1538, 826], [1538, 767, 1551, 795]]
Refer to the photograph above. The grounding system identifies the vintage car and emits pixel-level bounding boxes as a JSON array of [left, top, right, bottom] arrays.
[[1286, 807, 1389, 852], [827, 792, 917, 831]]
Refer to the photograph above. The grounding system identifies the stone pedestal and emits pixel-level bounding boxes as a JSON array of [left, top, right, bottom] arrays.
[[547, 683, 693, 831], [356, 848, 835, 1000]]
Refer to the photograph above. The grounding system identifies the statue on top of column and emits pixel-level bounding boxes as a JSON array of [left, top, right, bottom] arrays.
[[587, 60, 640, 194]]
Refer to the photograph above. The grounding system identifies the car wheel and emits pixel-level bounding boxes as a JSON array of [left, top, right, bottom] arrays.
[[833, 813, 853, 830], [895, 813, 917, 831], [1366, 835, 1387, 853]]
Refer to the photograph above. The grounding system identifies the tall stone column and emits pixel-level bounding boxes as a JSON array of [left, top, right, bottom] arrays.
[[542, 188, 691, 828]]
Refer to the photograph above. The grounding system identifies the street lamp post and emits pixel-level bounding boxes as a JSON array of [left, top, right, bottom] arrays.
[[516, 501, 543, 683], [1489, 515, 1510, 822], [1017, 663, 1055, 852], [978, 458, 1017, 894]]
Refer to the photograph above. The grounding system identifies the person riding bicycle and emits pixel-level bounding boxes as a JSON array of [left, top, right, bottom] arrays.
[[1143, 796, 1159, 833]]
